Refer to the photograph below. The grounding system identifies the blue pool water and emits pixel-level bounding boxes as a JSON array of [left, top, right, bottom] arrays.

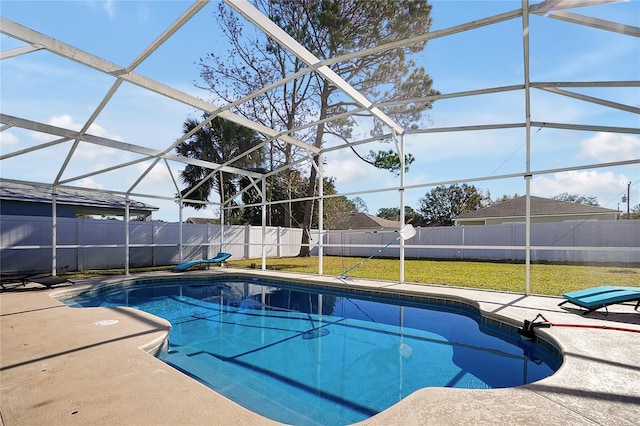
[[63, 278, 560, 425]]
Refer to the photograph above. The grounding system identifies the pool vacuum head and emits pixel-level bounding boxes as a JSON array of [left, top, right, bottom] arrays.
[[302, 328, 330, 339]]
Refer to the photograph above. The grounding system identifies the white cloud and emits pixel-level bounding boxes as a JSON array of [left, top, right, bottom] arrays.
[[82, 0, 115, 19], [103, 0, 115, 19], [29, 114, 123, 143], [0, 131, 19, 149], [136, 162, 171, 183], [72, 144, 120, 161], [31, 115, 125, 162], [138, 4, 149, 23], [580, 132, 640, 163], [323, 156, 370, 184], [54, 115, 120, 139], [133, 161, 182, 198], [75, 177, 104, 190], [48, 114, 77, 130], [88, 122, 120, 140], [531, 170, 632, 208]]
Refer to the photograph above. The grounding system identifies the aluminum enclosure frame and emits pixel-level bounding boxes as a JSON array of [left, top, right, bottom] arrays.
[[1, 0, 638, 292]]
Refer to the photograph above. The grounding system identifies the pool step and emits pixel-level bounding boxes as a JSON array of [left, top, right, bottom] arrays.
[[161, 348, 349, 426]]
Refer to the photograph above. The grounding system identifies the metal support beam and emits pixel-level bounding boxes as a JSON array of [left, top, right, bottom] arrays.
[[536, 86, 640, 115], [0, 17, 316, 155], [0, 44, 43, 60], [0, 113, 264, 178], [125, 196, 130, 276], [522, 0, 532, 296], [399, 132, 406, 284], [318, 156, 324, 275], [539, 10, 640, 37], [51, 188, 58, 276], [261, 177, 267, 270]]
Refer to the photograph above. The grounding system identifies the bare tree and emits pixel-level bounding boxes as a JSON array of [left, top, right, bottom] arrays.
[[199, 0, 438, 255]]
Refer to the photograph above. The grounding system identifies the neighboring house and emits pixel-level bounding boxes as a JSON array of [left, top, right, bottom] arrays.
[[345, 212, 401, 229], [0, 180, 158, 220], [454, 195, 620, 226]]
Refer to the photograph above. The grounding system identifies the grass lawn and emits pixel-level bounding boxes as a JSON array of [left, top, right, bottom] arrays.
[[225, 256, 640, 296], [60, 256, 640, 297]]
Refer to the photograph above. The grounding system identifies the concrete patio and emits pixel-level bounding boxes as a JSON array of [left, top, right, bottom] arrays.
[[1, 269, 639, 425]]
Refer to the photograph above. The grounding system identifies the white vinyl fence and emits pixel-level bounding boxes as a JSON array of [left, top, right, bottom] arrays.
[[1, 215, 638, 275], [0, 215, 303, 274], [323, 221, 639, 264]]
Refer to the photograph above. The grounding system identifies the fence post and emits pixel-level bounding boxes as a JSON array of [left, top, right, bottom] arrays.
[[77, 217, 84, 271], [205, 223, 210, 260], [245, 225, 251, 260], [277, 226, 281, 258], [51, 189, 57, 275], [151, 221, 156, 267], [125, 196, 130, 275]]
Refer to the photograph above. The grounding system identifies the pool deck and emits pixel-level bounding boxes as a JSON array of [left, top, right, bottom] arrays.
[[1, 268, 639, 425]]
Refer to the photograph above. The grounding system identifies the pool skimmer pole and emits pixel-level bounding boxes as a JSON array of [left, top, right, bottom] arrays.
[[339, 224, 416, 279]]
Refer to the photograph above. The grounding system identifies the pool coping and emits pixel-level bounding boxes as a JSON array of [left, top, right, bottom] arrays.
[[2, 268, 639, 425]]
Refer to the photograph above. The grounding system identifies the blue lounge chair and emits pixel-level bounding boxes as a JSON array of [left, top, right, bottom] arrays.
[[559, 286, 640, 315], [172, 252, 232, 272]]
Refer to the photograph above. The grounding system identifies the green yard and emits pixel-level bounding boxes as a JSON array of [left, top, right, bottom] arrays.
[[226, 256, 640, 296], [61, 256, 639, 297]]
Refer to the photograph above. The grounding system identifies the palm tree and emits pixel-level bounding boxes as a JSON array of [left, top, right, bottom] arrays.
[[175, 116, 264, 222]]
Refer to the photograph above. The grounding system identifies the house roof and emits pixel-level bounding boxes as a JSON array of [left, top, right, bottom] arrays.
[[0, 180, 158, 214], [455, 196, 618, 220], [347, 213, 401, 229]]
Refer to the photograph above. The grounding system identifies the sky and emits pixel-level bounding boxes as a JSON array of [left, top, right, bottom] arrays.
[[1, 0, 639, 222]]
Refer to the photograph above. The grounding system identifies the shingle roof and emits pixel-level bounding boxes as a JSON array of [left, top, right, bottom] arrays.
[[0, 180, 158, 212], [455, 196, 618, 219], [347, 212, 400, 229]]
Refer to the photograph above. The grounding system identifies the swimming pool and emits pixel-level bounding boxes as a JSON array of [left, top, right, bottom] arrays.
[[62, 277, 561, 425]]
